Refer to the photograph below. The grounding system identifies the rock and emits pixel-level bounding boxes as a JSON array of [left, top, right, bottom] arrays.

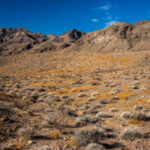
[[27, 140, 33, 146]]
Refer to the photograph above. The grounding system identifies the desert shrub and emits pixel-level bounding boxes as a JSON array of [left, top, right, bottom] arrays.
[[39, 145, 52, 150], [61, 95, 69, 99], [86, 143, 105, 150], [109, 107, 117, 112], [91, 92, 101, 97], [41, 120, 50, 128], [96, 112, 112, 118], [75, 115, 92, 126], [44, 112, 58, 124], [74, 126, 106, 146], [83, 103, 90, 109], [99, 100, 108, 104], [111, 96, 120, 100], [68, 137, 79, 147], [14, 96, 33, 110], [63, 106, 77, 116], [131, 112, 149, 121], [45, 107, 53, 113], [120, 111, 132, 119], [45, 98, 53, 106], [45, 95, 61, 105], [49, 129, 61, 139], [78, 93, 87, 98], [88, 98, 97, 102], [110, 89, 121, 94], [18, 127, 35, 139], [30, 91, 39, 102], [0, 145, 9, 150], [134, 105, 143, 111], [88, 108, 98, 114], [121, 127, 143, 140]]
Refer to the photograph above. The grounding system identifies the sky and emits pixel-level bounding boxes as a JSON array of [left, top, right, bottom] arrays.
[[0, 0, 150, 35]]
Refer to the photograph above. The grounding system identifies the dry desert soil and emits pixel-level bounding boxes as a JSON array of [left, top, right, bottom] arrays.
[[0, 50, 150, 150]]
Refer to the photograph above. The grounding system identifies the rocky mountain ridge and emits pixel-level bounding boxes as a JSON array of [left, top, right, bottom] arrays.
[[68, 20, 150, 53], [0, 20, 150, 55], [0, 28, 85, 55]]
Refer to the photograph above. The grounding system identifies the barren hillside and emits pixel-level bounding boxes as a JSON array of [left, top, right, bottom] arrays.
[[67, 20, 150, 53]]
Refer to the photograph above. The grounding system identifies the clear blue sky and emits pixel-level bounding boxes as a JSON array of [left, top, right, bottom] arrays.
[[0, 0, 150, 35]]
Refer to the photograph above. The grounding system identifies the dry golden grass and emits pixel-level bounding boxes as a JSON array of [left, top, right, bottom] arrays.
[[49, 129, 61, 139], [68, 137, 78, 147], [116, 91, 136, 100], [127, 119, 145, 126]]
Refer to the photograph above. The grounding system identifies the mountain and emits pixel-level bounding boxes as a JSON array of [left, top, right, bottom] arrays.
[[67, 20, 150, 53], [1, 20, 150, 55], [32, 29, 85, 53], [0, 28, 85, 55], [0, 27, 48, 55]]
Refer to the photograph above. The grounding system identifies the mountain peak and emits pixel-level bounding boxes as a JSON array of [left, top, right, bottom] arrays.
[[59, 28, 85, 42]]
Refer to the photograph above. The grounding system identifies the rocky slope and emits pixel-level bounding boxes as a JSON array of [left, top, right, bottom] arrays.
[[68, 20, 150, 52], [32, 29, 86, 53], [0, 28, 85, 55], [0, 28, 48, 55]]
